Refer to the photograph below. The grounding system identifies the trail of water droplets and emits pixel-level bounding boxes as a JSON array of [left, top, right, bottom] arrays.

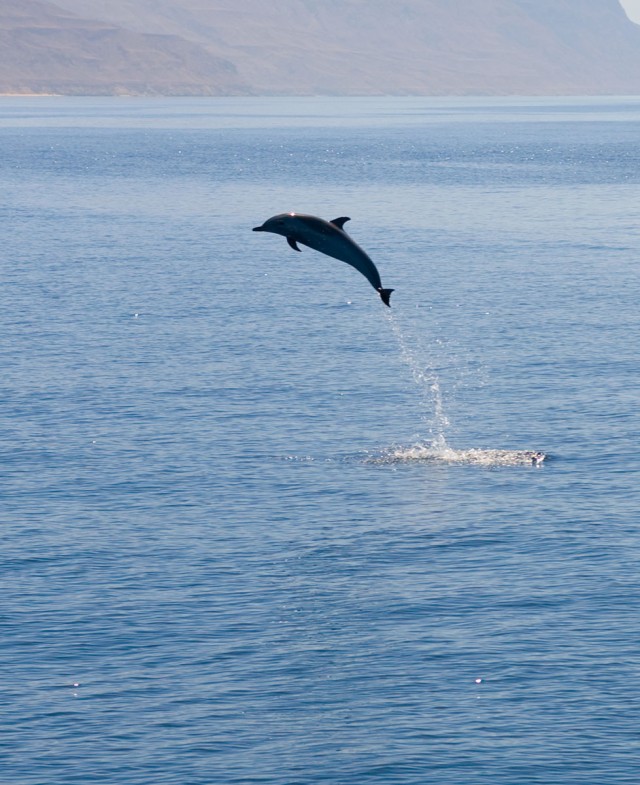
[[382, 310, 546, 467], [385, 309, 450, 448]]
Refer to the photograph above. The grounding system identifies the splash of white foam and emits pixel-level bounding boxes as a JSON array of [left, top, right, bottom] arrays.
[[381, 313, 546, 467], [369, 444, 546, 467]]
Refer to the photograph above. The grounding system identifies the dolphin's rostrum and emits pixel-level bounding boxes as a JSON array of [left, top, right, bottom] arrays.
[[253, 212, 394, 306]]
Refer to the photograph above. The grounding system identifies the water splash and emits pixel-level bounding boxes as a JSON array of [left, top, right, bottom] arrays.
[[382, 311, 546, 468], [366, 444, 546, 467], [386, 310, 450, 446]]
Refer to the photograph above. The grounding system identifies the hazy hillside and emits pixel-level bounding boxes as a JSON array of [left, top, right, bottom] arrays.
[[0, 0, 246, 95], [3, 0, 640, 95]]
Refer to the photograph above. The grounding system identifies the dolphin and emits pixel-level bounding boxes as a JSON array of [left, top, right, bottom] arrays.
[[252, 212, 394, 306]]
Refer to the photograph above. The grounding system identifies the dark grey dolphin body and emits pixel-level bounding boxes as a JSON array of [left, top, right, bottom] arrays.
[[253, 212, 394, 306]]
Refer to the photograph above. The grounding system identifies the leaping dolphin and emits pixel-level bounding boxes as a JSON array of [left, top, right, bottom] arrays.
[[252, 212, 394, 306]]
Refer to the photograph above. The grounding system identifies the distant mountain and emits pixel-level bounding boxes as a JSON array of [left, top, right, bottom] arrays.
[[0, 0, 246, 95], [3, 0, 640, 95]]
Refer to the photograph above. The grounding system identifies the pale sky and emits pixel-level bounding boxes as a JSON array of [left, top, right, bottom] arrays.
[[620, 0, 640, 24]]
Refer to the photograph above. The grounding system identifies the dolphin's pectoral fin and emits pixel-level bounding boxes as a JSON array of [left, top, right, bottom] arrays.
[[331, 217, 351, 230], [287, 237, 302, 252]]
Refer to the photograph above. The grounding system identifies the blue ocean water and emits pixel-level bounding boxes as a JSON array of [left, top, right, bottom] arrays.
[[1, 95, 640, 784]]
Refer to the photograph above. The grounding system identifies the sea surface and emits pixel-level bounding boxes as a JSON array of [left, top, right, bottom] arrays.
[[2, 96, 640, 784]]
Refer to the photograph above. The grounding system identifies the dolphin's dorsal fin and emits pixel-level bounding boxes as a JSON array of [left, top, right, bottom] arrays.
[[287, 237, 302, 252], [331, 217, 351, 230]]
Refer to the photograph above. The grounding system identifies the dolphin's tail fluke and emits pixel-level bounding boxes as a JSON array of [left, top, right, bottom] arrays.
[[378, 288, 394, 307]]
